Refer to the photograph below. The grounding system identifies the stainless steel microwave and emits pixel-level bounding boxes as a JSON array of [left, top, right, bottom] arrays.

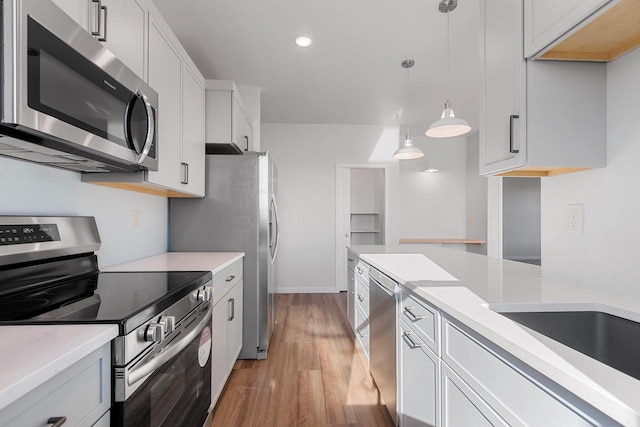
[[0, 0, 158, 173]]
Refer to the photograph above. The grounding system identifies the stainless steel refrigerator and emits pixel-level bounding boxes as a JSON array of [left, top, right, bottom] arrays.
[[169, 152, 279, 360]]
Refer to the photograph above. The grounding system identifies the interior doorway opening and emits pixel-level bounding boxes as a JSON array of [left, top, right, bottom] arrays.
[[335, 164, 389, 292]]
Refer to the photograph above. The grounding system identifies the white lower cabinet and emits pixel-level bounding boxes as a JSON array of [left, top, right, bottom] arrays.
[[441, 364, 507, 427], [399, 321, 439, 427], [226, 282, 244, 372], [92, 410, 110, 427], [354, 303, 370, 361], [0, 344, 110, 427], [210, 259, 244, 408], [398, 289, 617, 427]]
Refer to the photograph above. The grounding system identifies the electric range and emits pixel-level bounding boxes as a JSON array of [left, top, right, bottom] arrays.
[[0, 216, 214, 426]]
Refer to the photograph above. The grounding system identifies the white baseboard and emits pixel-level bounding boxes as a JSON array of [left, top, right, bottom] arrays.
[[276, 287, 338, 294]]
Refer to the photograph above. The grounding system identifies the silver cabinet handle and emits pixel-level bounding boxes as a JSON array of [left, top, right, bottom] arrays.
[[98, 4, 108, 42], [228, 298, 235, 321], [91, 0, 102, 37], [225, 275, 236, 282], [356, 329, 367, 338], [356, 267, 364, 274], [244, 135, 249, 151], [348, 258, 354, 262], [47, 417, 67, 427], [509, 114, 520, 154], [357, 293, 365, 303], [404, 306, 423, 321], [185, 163, 189, 184], [180, 162, 188, 184], [403, 331, 422, 348]]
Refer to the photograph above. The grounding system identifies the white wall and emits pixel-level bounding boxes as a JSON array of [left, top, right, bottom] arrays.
[[398, 135, 468, 241], [262, 123, 400, 293], [541, 48, 640, 300], [466, 132, 488, 255], [0, 157, 168, 267], [503, 178, 540, 262]]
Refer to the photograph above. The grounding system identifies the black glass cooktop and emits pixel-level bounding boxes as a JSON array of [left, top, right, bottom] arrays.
[[0, 270, 212, 334]]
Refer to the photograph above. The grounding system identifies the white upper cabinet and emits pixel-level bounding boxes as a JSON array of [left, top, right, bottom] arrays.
[[51, 0, 91, 31], [181, 64, 206, 196], [93, 0, 147, 79], [524, 0, 640, 62], [146, 15, 183, 191], [80, 0, 207, 197], [524, 0, 612, 58], [480, 0, 607, 177], [206, 81, 254, 153], [479, 0, 526, 175]]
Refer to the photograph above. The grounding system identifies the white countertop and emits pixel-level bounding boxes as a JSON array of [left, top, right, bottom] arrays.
[[0, 325, 117, 411], [103, 252, 244, 274], [350, 244, 640, 426]]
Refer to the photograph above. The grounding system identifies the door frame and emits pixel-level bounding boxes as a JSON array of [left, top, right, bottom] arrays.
[[335, 163, 390, 292]]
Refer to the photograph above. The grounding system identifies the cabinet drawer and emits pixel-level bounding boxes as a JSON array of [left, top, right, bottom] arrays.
[[442, 318, 601, 426], [355, 261, 369, 283], [211, 259, 243, 305], [0, 344, 110, 427], [354, 304, 370, 361], [401, 291, 439, 354], [355, 278, 369, 317]]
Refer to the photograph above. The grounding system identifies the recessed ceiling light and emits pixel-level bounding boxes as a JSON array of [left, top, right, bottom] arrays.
[[295, 35, 313, 48]]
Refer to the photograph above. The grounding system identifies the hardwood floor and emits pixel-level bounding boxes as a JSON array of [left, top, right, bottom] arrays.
[[209, 293, 394, 426]]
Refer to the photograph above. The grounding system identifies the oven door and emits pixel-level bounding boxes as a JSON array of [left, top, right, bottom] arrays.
[[2, 0, 158, 171], [113, 303, 212, 427]]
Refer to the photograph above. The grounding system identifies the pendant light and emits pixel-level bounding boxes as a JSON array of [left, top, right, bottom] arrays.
[[393, 59, 424, 160], [426, 0, 471, 139]]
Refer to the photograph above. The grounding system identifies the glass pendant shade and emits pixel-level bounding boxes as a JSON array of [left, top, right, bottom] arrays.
[[393, 135, 424, 160], [426, 101, 471, 138]]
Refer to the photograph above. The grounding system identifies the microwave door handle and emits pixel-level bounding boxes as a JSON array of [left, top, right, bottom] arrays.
[[127, 303, 212, 386], [135, 89, 155, 165]]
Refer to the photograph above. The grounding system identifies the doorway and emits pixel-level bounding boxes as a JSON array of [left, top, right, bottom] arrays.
[[335, 164, 389, 292]]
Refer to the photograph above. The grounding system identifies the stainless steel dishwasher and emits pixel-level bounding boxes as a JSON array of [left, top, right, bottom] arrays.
[[369, 267, 398, 425]]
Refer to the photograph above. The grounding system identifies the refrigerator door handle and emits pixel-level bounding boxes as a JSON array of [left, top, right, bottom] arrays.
[[270, 195, 280, 261]]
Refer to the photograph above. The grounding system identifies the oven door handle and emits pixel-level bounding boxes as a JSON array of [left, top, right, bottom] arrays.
[[127, 303, 212, 386]]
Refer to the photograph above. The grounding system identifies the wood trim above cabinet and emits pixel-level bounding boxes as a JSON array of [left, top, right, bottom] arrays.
[[495, 167, 592, 177], [540, 0, 640, 62]]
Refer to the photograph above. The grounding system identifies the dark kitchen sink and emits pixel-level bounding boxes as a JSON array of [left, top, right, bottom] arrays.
[[501, 311, 640, 381]]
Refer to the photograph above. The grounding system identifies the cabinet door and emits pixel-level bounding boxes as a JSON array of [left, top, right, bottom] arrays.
[[243, 114, 253, 152], [347, 267, 355, 331], [98, 0, 146, 79], [400, 323, 439, 427], [226, 281, 244, 372], [0, 344, 110, 427], [147, 15, 182, 190], [479, 0, 526, 175], [211, 299, 229, 406], [524, 0, 613, 58], [231, 95, 244, 149], [51, 0, 91, 31], [181, 64, 205, 196], [441, 364, 508, 427]]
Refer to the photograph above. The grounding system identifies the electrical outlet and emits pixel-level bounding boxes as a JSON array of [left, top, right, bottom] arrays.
[[566, 204, 584, 233], [132, 210, 141, 228]]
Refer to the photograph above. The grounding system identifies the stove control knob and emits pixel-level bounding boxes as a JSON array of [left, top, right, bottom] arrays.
[[144, 323, 164, 343], [160, 316, 176, 334], [195, 287, 213, 302]]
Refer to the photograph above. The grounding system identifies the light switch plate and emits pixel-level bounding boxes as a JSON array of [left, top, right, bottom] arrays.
[[566, 204, 584, 233]]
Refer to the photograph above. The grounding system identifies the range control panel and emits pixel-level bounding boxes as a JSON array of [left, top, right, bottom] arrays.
[[0, 224, 61, 246]]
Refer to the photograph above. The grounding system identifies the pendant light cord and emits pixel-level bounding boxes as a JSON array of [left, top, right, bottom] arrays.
[[406, 65, 410, 137], [446, 10, 450, 107]]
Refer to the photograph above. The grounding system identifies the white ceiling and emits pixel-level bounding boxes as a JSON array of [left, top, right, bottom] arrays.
[[152, 0, 480, 133]]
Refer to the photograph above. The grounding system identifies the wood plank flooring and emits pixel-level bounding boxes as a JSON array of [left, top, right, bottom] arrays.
[[209, 293, 394, 427]]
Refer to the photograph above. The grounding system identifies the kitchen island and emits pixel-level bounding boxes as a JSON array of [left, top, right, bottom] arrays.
[[349, 244, 640, 427]]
